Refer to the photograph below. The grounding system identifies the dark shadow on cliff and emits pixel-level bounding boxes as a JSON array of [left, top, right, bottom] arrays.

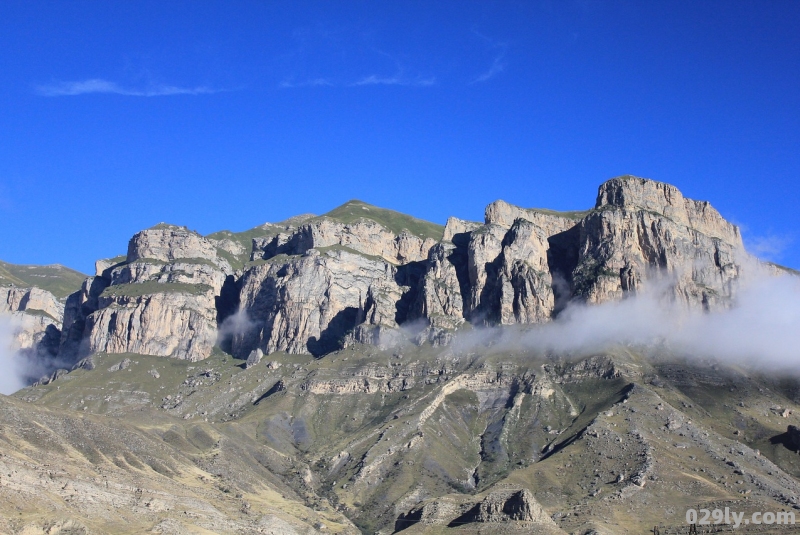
[[394, 261, 427, 325], [59, 275, 110, 361], [448, 231, 475, 321], [307, 306, 359, 357], [547, 224, 581, 317], [215, 275, 242, 354]]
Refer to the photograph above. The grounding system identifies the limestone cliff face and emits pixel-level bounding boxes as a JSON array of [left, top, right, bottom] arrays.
[[463, 216, 574, 325], [253, 217, 436, 265], [1, 286, 63, 358], [85, 289, 217, 361], [63, 225, 233, 361], [465, 224, 507, 321], [107, 259, 228, 294], [484, 199, 580, 235], [595, 176, 742, 245], [417, 176, 752, 330], [231, 248, 406, 357], [127, 225, 232, 271], [496, 218, 558, 324], [412, 243, 465, 327], [46, 177, 765, 362], [442, 216, 482, 242], [0, 286, 63, 323], [573, 176, 745, 309], [59, 276, 108, 358]]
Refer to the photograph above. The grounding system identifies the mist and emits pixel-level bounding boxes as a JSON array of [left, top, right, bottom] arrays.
[[0, 316, 28, 395], [3, 267, 799, 395], [452, 271, 800, 369]]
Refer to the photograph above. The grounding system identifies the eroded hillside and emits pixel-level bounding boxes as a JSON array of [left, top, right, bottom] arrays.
[[8, 345, 800, 533], [2, 176, 799, 534]]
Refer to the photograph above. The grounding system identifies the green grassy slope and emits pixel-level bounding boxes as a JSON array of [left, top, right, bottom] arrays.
[[0, 260, 86, 298], [16, 344, 800, 534], [527, 208, 591, 220], [319, 200, 445, 241], [207, 217, 316, 269]]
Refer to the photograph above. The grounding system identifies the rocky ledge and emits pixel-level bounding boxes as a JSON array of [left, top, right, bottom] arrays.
[[10, 176, 780, 367]]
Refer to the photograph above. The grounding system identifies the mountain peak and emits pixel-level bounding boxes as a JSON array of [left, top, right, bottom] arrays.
[[321, 199, 444, 241]]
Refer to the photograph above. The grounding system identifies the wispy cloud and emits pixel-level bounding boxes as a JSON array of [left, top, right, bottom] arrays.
[[352, 74, 436, 87], [279, 78, 335, 89], [0, 316, 26, 395], [450, 270, 800, 369], [279, 74, 436, 89], [470, 30, 508, 84], [35, 78, 221, 97], [472, 54, 506, 83]]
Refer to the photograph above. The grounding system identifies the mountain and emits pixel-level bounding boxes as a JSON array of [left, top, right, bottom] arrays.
[[0, 260, 86, 299], [1, 176, 798, 534]]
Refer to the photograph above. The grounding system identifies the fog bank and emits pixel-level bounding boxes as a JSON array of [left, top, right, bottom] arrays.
[[0, 316, 27, 395], [453, 273, 800, 369]]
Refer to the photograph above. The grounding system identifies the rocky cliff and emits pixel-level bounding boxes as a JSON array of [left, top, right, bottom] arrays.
[[16, 176, 768, 366], [573, 176, 744, 309], [3, 176, 800, 534], [59, 224, 234, 362], [1, 286, 65, 362]]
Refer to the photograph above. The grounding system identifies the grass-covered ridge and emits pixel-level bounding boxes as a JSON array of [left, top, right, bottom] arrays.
[[207, 220, 311, 269], [527, 207, 591, 220], [0, 260, 86, 299], [318, 199, 445, 241], [147, 222, 193, 232], [207, 225, 279, 252], [101, 281, 213, 298]]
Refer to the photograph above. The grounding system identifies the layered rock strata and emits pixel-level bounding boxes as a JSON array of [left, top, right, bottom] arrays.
[[51, 177, 762, 362], [573, 176, 744, 309], [231, 248, 409, 357], [1, 286, 64, 359], [252, 217, 437, 265], [61, 225, 232, 361]]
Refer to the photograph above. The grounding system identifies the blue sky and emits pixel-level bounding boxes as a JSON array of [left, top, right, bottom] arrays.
[[1, 1, 798, 274]]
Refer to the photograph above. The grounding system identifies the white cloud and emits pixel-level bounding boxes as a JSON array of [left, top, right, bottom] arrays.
[[472, 53, 506, 83], [280, 74, 436, 89], [0, 316, 27, 395], [352, 75, 436, 87], [470, 30, 508, 84], [279, 78, 335, 88], [452, 269, 800, 370], [35, 78, 220, 97]]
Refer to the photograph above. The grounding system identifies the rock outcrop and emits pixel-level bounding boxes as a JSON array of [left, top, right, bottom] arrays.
[[231, 248, 408, 357], [457, 489, 553, 523], [253, 217, 437, 265], [396, 488, 556, 529], [62, 225, 233, 361], [1, 286, 63, 359], [573, 176, 745, 309], [412, 243, 466, 329], [46, 177, 766, 362], [484, 199, 582, 234], [127, 224, 232, 271], [0, 286, 63, 323]]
